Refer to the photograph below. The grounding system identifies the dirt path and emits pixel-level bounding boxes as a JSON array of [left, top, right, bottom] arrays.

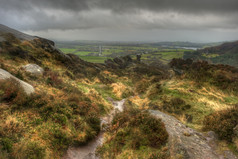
[[63, 99, 125, 159]]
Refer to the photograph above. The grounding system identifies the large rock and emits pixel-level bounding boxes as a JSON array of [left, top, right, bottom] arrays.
[[149, 110, 237, 159], [22, 64, 44, 76], [0, 68, 34, 95], [105, 56, 133, 69]]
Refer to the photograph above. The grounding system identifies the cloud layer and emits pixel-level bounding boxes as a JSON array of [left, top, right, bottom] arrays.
[[0, 0, 238, 41]]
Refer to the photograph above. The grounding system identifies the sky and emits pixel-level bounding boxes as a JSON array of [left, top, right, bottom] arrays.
[[0, 0, 238, 42]]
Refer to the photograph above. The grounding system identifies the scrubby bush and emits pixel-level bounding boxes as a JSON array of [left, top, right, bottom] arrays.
[[203, 106, 238, 142], [13, 140, 46, 159], [0, 137, 13, 153], [97, 108, 168, 158], [135, 79, 151, 94], [170, 59, 238, 94], [0, 78, 27, 103], [44, 71, 63, 87], [121, 88, 134, 98], [147, 83, 162, 100], [50, 125, 72, 151], [162, 97, 191, 115]]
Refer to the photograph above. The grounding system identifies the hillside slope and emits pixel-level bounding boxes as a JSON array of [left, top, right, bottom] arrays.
[[184, 41, 238, 67], [0, 25, 238, 159], [0, 25, 170, 158], [0, 24, 36, 41]]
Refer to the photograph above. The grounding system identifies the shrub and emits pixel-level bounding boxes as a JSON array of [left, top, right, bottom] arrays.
[[147, 83, 162, 100], [50, 125, 72, 151], [85, 114, 101, 134], [97, 108, 168, 157], [44, 71, 63, 87], [170, 59, 238, 94], [0, 137, 13, 153], [13, 140, 46, 159], [121, 88, 134, 98], [162, 98, 191, 115], [203, 106, 238, 142], [0, 116, 25, 139], [40, 101, 73, 123], [0, 78, 26, 103], [135, 79, 151, 94]]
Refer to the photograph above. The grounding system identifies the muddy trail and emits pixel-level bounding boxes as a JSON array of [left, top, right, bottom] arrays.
[[63, 99, 125, 159]]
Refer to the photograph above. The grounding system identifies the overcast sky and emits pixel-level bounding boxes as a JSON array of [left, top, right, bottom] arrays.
[[1, 0, 238, 42]]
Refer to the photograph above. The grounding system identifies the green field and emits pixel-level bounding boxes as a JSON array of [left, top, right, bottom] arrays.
[[59, 48, 77, 53], [58, 43, 194, 64]]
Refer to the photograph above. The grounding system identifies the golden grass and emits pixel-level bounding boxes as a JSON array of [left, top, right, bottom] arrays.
[[87, 88, 112, 110], [128, 96, 150, 109], [111, 83, 127, 98], [157, 78, 237, 130]]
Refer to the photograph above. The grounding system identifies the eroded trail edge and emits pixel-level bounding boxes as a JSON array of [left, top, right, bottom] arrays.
[[63, 99, 125, 159]]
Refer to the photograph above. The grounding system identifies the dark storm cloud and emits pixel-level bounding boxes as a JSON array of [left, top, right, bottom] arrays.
[[97, 0, 238, 14], [0, 0, 90, 11], [1, 0, 237, 14], [0, 0, 238, 41]]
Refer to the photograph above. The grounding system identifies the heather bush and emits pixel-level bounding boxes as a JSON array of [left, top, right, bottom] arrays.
[[135, 79, 151, 94], [97, 108, 168, 158], [203, 106, 238, 142], [0, 78, 27, 103], [162, 97, 191, 115], [44, 70, 63, 87], [170, 59, 238, 94], [13, 140, 46, 159]]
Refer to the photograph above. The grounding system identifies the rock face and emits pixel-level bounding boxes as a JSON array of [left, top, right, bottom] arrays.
[[105, 55, 133, 69], [22, 64, 44, 76], [0, 68, 34, 95], [149, 110, 238, 159]]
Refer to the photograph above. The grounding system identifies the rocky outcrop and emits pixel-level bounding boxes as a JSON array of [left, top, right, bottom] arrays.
[[149, 110, 237, 159], [32, 38, 73, 62], [105, 55, 133, 69], [22, 64, 44, 76], [0, 68, 34, 95]]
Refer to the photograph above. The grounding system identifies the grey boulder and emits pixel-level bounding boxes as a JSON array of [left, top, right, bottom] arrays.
[[0, 68, 35, 95], [22, 64, 44, 76], [149, 110, 237, 159]]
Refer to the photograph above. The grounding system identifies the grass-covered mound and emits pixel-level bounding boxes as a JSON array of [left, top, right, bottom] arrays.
[[183, 41, 238, 67], [97, 107, 169, 159], [0, 33, 119, 158], [0, 78, 103, 158], [170, 58, 238, 94], [203, 106, 238, 153]]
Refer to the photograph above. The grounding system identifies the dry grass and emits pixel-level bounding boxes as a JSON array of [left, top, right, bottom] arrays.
[[111, 82, 127, 98], [128, 96, 150, 109], [149, 78, 238, 130]]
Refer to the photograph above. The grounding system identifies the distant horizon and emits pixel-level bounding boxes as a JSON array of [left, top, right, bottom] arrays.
[[53, 38, 230, 44], [53, 38, 232, 44], [23, 28, 238, 44]]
